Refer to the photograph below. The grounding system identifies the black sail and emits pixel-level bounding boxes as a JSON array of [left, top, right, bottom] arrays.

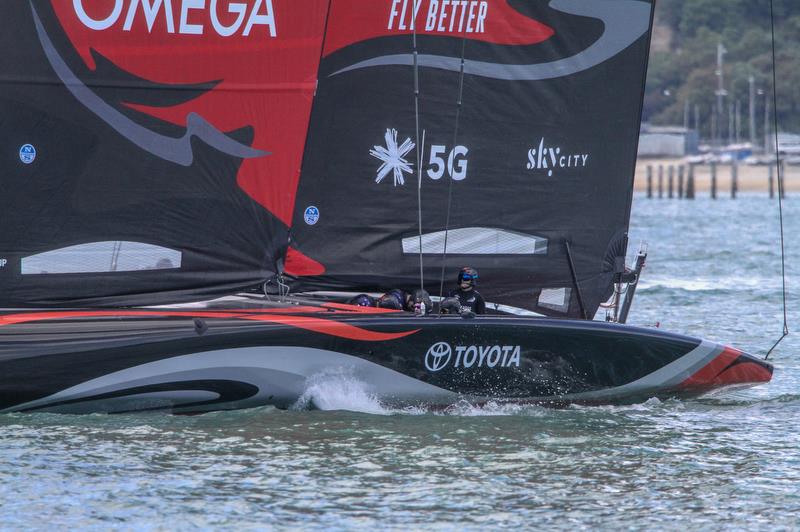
[[0, 1, 330, 307], [288, 0, 655, 318]]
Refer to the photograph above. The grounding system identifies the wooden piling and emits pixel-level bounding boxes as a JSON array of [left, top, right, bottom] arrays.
[[647, 165, 653, 198], [768, 164, 774, 199], [668, 165, 674, 199], [658, 164, 664, 199], [731, 162, 738, 199], [678, 165, 685, 198], [710, 161, 717, 199], [779, 160, 786, 199], [686, 164, 695, 199]]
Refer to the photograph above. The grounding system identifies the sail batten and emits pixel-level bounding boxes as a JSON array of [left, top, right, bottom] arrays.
[[401, 228, 548, 255]]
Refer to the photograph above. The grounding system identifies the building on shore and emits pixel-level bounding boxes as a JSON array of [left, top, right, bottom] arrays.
[[638, 124, 699, 158]]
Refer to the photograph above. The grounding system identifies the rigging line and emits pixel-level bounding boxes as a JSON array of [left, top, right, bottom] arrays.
[[437, 37, 468, 310], [564, 241, 589, 320], [413, 0, 424, 291], [765, 0, 789, 360]]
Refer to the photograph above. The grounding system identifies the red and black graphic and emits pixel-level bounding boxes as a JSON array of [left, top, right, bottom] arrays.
[[1, 1, 328, 307], [48, 0, 329, 225], [680, 346, 773, 391], [322, 0, 555, 55], [0, 1, 773, 416], [0, 0, 653, 315]]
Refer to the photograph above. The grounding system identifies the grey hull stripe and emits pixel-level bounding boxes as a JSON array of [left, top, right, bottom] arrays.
[[554, 340, 724, 401], [30, 2, 268, 166], [65, 390, 222, 413], [3, 346, 458, 413], [331, 0, 651, 81]]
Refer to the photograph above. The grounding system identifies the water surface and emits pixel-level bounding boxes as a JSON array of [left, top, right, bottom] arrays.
[[1, 195, 797, 529]]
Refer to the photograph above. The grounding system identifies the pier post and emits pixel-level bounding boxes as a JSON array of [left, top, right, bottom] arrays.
[[710, 161, 717, 199], [668, 165, 674, 199], [678, 165, 685, 198], [647, 165, 653, 198], [779, 160, 786, 199], [731, 162, 738, 199], [768, 164, 774, 199], [687, 164, 696, 199], [658, 164, 664, 199]]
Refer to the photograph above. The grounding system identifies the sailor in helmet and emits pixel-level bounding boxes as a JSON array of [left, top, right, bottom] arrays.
[[377, 289, 406, 310], [348, 293, 376, 307], [448, 266, 486, 315]]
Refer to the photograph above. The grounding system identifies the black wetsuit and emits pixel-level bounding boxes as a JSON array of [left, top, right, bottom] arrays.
[[449, 288, 486, 314]]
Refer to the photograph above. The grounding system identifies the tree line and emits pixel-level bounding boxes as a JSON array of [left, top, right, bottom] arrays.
[[645, 0, 800, 141]]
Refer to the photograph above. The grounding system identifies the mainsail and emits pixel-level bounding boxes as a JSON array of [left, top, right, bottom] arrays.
[[288, 0, 655, 318], [0, 1, 654, 316], [0, 0, 328, 307]]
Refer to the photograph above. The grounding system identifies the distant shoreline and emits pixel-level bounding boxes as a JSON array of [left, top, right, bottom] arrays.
[[634, 158, 799, 193]]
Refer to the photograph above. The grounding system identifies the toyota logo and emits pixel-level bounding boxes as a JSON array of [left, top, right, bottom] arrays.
[[425, 342, 452, 372]]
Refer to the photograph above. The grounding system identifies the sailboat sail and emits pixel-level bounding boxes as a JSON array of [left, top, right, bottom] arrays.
[[0, 1, 329, 307], [1, 1, 653, 316], [288, 0, 655, 318]]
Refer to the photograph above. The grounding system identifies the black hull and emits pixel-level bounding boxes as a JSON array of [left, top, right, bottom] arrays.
[[0, 304, 773, 414]]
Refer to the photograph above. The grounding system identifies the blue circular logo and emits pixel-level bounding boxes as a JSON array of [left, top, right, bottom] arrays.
[[304, 206, 320, 225], [19, 144, 36, 164]]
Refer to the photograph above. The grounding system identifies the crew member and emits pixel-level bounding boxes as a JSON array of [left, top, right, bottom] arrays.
[[410, 288, 432, 315], [448, 266, 486, 314], [348, 293, 376, 307], [377, 289, 405, 310]]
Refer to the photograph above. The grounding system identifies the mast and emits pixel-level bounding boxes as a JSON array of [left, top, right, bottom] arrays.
[[715, 42, 727, 147]]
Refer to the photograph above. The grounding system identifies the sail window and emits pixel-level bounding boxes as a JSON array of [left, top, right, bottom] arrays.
[[402, 227, 547, 255], [538, 287, 571, 313], [21, 241, 181, 274]]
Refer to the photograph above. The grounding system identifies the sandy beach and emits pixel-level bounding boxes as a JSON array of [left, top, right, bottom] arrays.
[[634, 158, 799, 194]]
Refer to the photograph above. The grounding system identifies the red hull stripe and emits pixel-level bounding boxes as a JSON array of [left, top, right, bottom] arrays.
[[322, 302, 400, 314], [235, 313, 418, 341], [680, 346, 772, 388], [0, 310, 417, 342]]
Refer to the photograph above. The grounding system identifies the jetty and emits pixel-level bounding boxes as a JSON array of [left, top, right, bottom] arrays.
[[634, 159, 796, 198]]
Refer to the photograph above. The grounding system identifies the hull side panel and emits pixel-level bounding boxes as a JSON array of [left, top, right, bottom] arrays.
[[0, 312, 771, 413]]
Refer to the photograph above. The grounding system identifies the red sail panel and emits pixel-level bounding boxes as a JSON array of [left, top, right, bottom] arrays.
[[0, 2, 333, 307], [51, 0, 329, 226]]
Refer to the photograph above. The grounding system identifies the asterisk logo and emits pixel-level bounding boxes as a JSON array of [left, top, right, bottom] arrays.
[[370, 128, 415, 186]]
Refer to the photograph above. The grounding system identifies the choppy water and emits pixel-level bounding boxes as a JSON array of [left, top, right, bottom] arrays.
[[1, 195, 798, 529]]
